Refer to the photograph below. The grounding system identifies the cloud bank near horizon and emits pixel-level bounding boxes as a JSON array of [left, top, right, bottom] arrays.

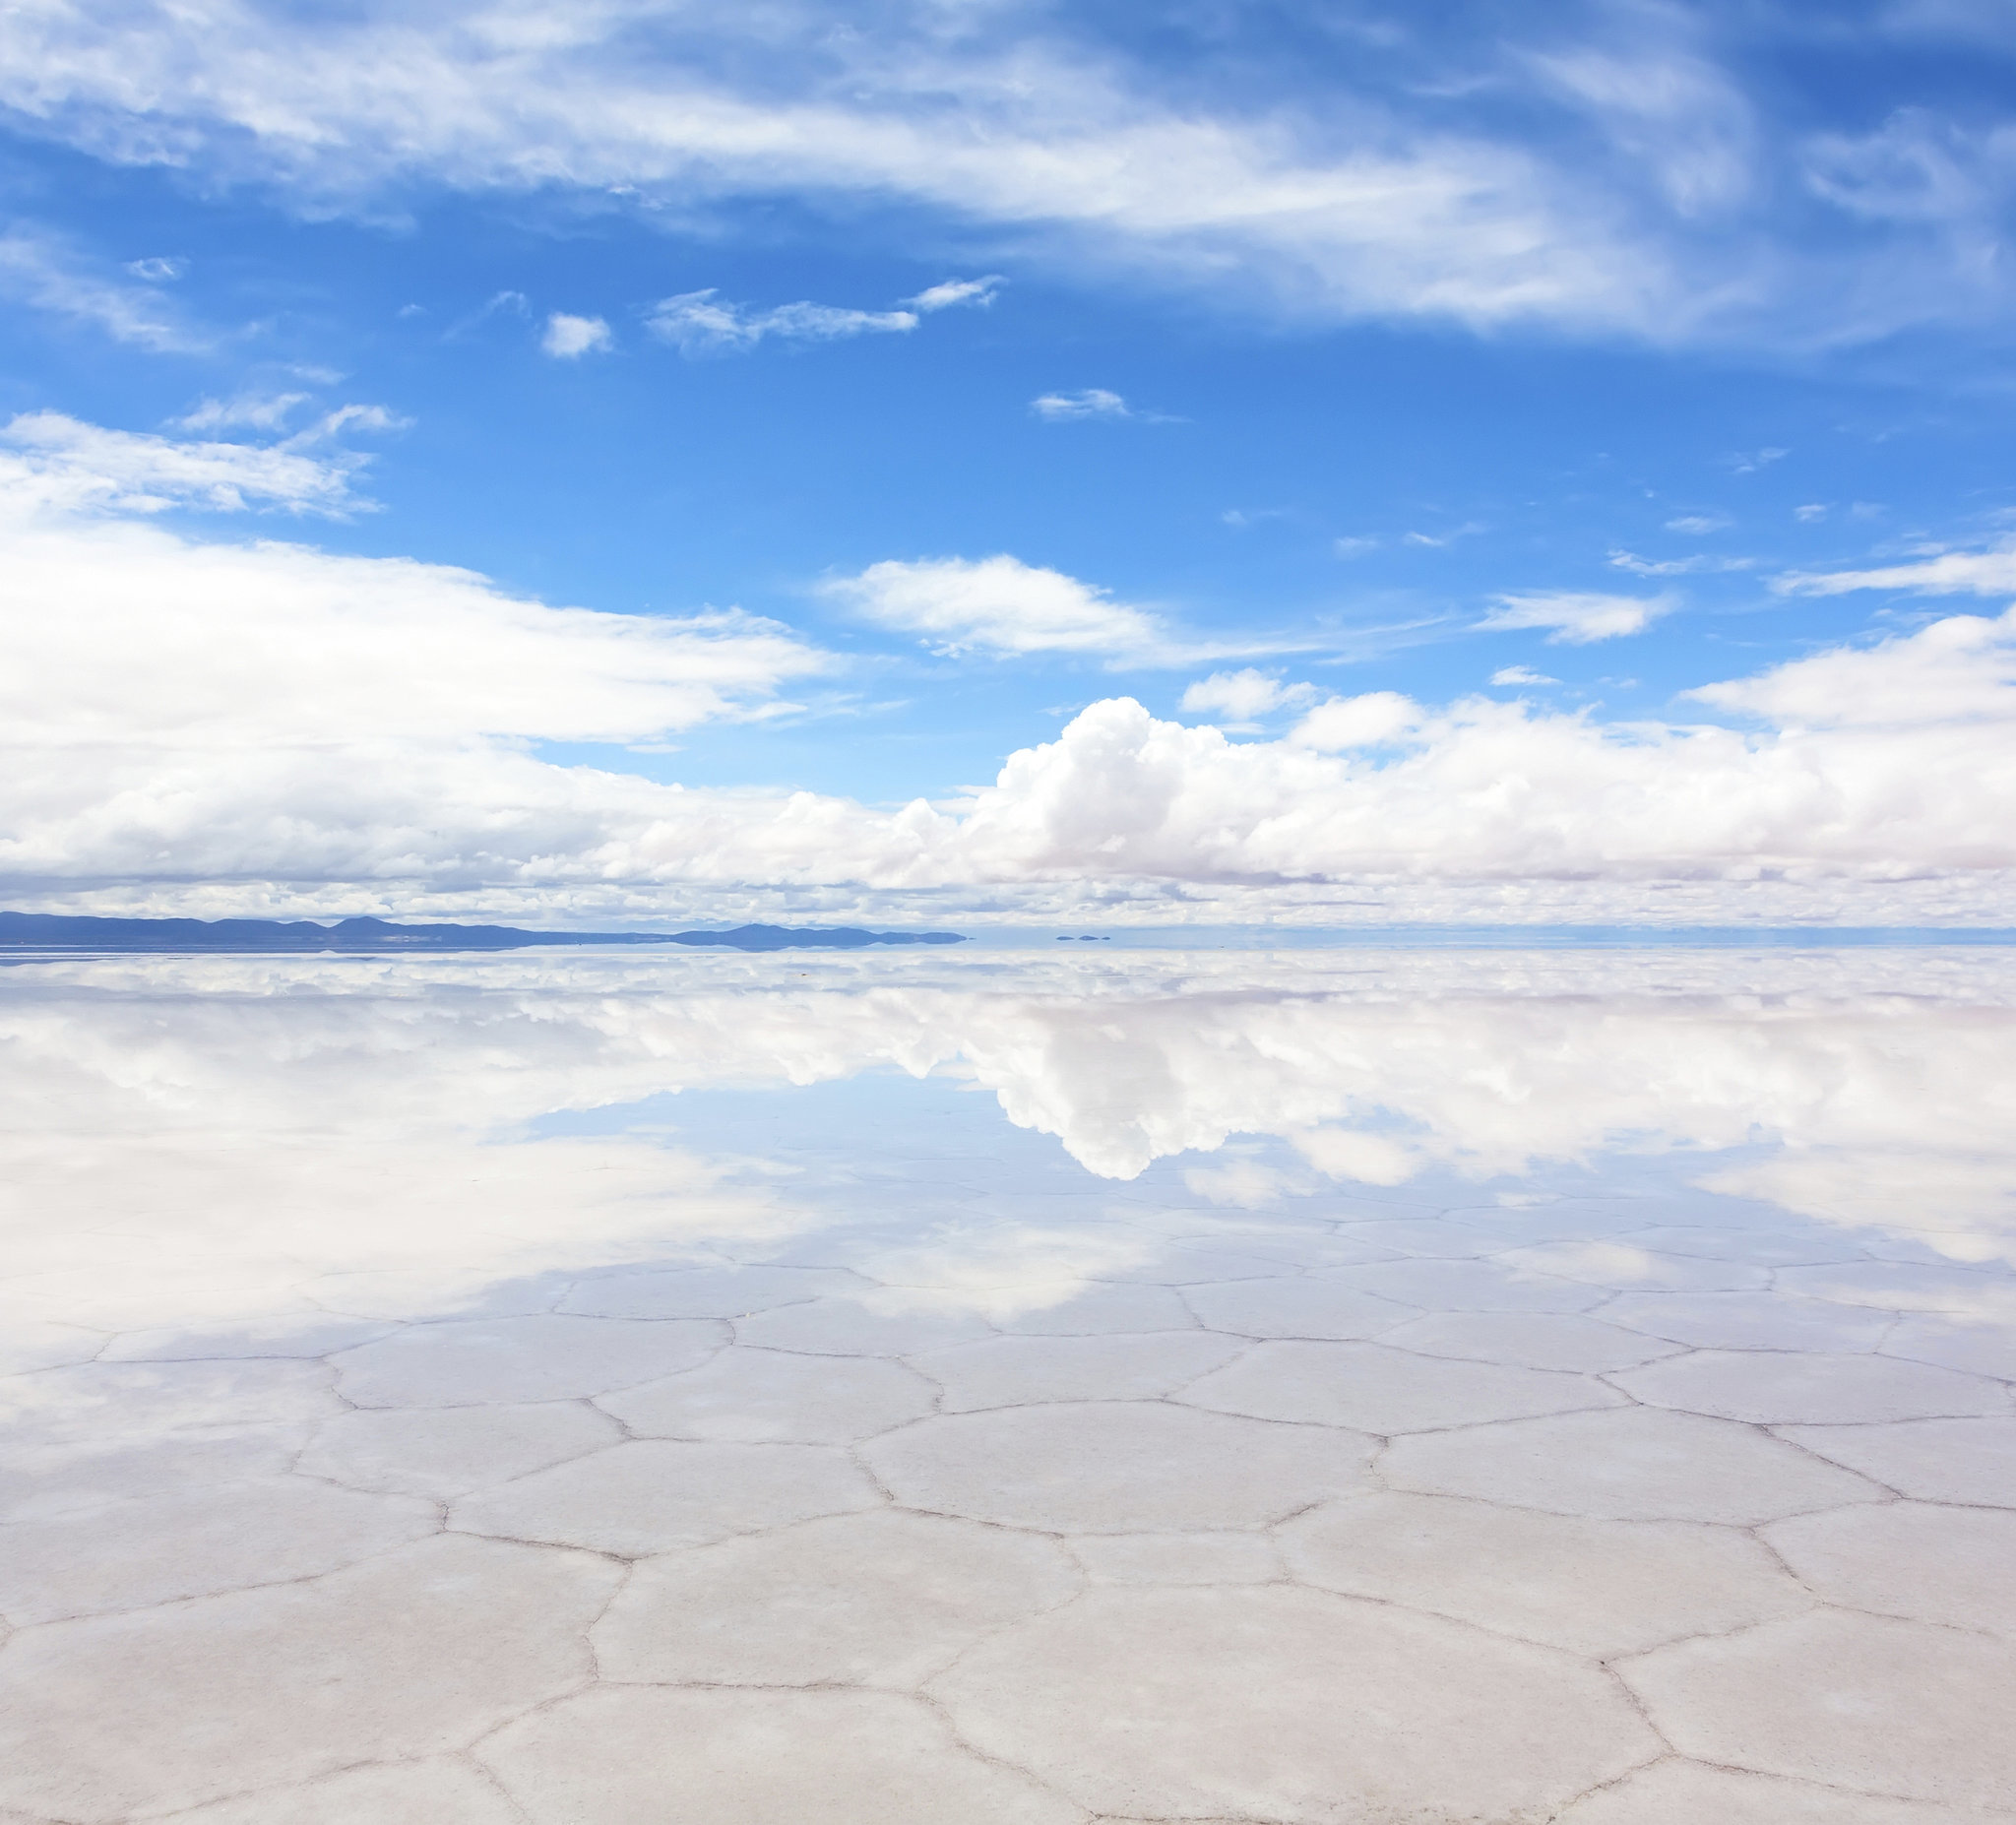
[[4, 422, 2015, 929]]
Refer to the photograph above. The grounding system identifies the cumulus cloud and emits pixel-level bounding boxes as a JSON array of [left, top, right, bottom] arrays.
[[647, 289, 916, 354], [906, 276, 1004, 311], [15, 949, 2014, 1351], [541, 311, 612, 357], [1776, 539, 2016, 598], [7, 418, 2016, 927], [1693, 605, 2016, 728], [1477, 590, 1674, 642], [5, 534, 827, 755], [1032, 389, 1131, 421]]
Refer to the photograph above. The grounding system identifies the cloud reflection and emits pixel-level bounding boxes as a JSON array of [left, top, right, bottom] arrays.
[[1, 947, 2012, 1348]]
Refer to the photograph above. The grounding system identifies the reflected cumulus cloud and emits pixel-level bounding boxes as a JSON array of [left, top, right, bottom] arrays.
[[2, 947, 2013, 1353]]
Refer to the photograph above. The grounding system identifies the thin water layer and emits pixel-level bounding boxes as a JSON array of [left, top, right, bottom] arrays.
[[1, 946, 2013, 1823]]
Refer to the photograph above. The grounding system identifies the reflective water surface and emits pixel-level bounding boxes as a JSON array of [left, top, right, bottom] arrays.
[[3, 947, 2014, 1822]]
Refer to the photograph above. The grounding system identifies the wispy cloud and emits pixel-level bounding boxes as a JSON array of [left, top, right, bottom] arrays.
[[0, 226, 203, 350], [1491, 665, 1557, 686], [647, 289, 917, 355], [6, 8, 2016, 349], [1775, 539, 2016, 598], [1608, 548, 1754, 576], [542, 312, 613, 358], [1031, 389, 1132, 421], [1, 411, 384, 517], [824, 554, 1298, 667], [174, 393, 312, 433], [1666, 512, 1732, 535], [906, 276, 1005, 312], [1477, 590, 1674, 643]]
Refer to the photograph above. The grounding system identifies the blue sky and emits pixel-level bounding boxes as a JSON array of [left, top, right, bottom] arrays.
[[2, 1, 2014, 924]]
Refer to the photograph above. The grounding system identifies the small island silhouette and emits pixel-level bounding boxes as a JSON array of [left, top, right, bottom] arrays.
[[0, 914, 966, 954]]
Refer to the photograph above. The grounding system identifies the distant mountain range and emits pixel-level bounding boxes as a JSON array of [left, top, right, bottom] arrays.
[[0, 914, 967, 953]]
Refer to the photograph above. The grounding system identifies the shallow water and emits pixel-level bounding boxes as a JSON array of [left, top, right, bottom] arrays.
[[2, 946, 2013, 1822]]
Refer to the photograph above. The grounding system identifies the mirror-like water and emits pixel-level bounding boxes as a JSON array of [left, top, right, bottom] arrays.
[[4, 947, 2014, 1822]]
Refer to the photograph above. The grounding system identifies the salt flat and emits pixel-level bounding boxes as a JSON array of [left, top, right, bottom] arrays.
[[1, 945, 2013, 1823]]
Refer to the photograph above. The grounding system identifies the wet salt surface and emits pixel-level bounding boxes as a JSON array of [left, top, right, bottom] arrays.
[[1, 944, 2014, 1823]]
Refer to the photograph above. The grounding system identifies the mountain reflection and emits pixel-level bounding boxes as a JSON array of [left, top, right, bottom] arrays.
[[2, 947, 2012, 1344]]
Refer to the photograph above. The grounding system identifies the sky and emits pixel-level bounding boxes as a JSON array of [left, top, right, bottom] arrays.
[[3, 0, 2016, 928]]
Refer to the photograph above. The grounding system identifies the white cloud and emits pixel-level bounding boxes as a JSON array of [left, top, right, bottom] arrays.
[[123, 255, 185, 281], [906, 276, 1004, 311], [7, 422, 2016, 928], [15, 951, 2016, 1350], [1491, 665, 1556, 686], [1333, 536, 1379, 558], [1609, 548, 1754, 576], [541, 311, 612, 357], [1031, 389, 1131, 421], [0, 226, 200, 349], [1477, 590, 1674, 643], [1693, 605, 2016, 728], [1665, 513, 1732, 534], [174, 392, 312, 432], [1289, 691, 1421, 750], [1180, 669, 1318, 722], [8, 3, 1989, 347], [1795, 503, 1829, 523], [646, 289, 916, 355], [827, 554, 1168, 661], [1775, 539, 2016, 599], [0, 411, 375, 516]]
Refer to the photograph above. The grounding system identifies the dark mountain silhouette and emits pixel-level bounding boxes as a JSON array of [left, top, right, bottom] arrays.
[[0, 913, 965, 953]]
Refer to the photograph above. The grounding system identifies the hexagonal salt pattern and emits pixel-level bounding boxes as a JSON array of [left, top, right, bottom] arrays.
[[0, 1536, 620, 1823], [1764, 1502, 2016, 1637], [594, 1509, 1081, 1687], [0, 1479, 438, 1624], [451, 1437, 880, 1556], [914, 1330, 1245, 1412], [477, 1686, 1083, 1825], [1621, 1609, 2016, 1811], [1612, 1349, 2008, 1424], [1774, 1416, 2016, 1506], [1556, 1759, 1996, 1823], [1176, 1338, 1623, 1433], [1283, 1491, 1807, 1657], [153, 1757, 527, 1824], [12, 953, 2016, 1824], [1385, 1405, 1887, 1522], [929, 1585, 1660, 1820], [861, 1401, 1375, 1532], [598, 1346, 935, 1442], [331, 1314, 725, 1407]]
